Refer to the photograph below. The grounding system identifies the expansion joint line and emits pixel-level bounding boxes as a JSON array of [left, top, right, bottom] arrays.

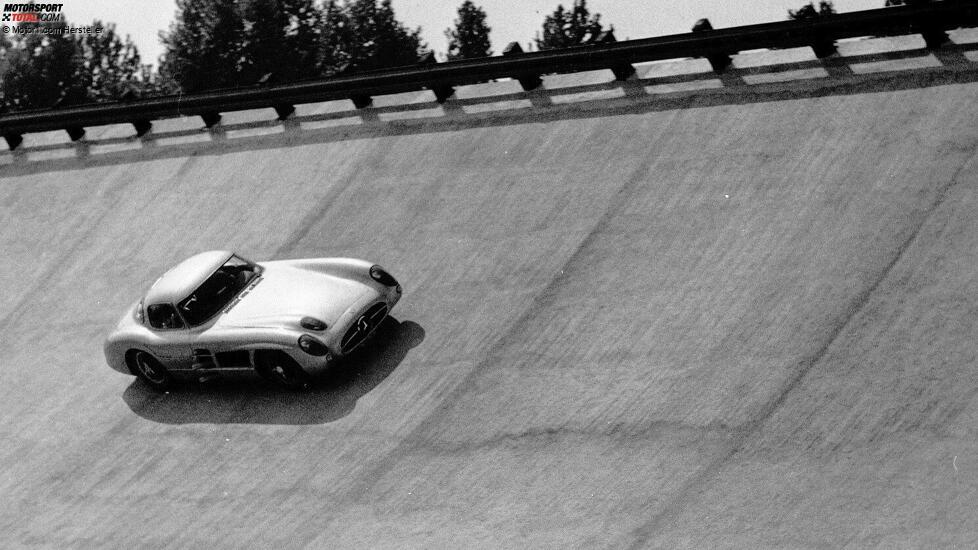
[[624, 147, 977, 549]]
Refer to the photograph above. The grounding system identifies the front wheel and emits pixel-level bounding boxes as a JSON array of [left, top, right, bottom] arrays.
[[129, 350, 176, 391], [256, 351, 313, 390]]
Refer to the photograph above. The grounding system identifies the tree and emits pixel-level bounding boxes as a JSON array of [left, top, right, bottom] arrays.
[[159, 0, 247, 93], [156, 0, 426, 91], [239, 0, 324, 84], [445, 1, 491, 61], [332, 0, 425, 73], [788, 1, 836, 20], [535, 0, 605, 51], [1, 18, 159, 111], [77, 21, 151, 101], [1, 22, 88, 110], [320, 0, 355, 74]]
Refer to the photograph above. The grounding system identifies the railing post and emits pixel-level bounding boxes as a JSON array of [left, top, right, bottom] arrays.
[[3, 133, 23, 150], [595, 31, 636, 80], [503, 42, 543, 91], [418, 52, 455, 103], [273, 105, 296, 120], [0, 103, 23, 150], [691, 19, 732, 73], [65, 126, 86, 141], [920, 25, 950, 49], [132, 120, 153, 137], [258, 72, 296, 120], [121, 89, 153, 136], [333, 63, 374, 109], [810, 22, 838, 58], [892, 0, 948, 48], [53, 95, 86, 141], [349, 95, 372, 109], [200, 112, 222, 128], [918, 10, 950, 49]]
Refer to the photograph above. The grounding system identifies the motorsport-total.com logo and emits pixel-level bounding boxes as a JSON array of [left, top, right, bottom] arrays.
[[2, 3, 64, 22]]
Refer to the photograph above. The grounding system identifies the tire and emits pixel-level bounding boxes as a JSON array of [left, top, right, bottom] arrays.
[[129, 350, 176, 392], [256, 351, 313, 390]]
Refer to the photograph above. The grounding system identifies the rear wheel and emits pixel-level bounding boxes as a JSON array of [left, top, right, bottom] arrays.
[[256, 351, 313, 390], [129, 350, 176, 391]]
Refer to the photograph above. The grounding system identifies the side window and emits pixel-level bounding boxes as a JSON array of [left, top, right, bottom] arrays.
[[147, 303, 185, 330]]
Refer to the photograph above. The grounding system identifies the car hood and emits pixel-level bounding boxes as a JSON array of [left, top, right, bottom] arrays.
[[213, 265, 369, 330]]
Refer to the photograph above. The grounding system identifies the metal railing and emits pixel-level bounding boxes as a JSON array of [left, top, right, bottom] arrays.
[[2, 0, 977, 149]]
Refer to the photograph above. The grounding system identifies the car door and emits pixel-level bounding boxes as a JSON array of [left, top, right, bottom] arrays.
[[186, 323, 220, 372], [188, 323, 254, 374]]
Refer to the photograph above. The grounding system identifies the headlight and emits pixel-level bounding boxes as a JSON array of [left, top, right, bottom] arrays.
[[369, 265, 398, 287], [300, 316, 326, 331], [298, 335, 329, 356]]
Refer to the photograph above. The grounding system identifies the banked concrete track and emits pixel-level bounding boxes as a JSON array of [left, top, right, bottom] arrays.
[[2, 32, 978, 548]]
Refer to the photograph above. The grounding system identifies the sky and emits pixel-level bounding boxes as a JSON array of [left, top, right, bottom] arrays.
[[62, 0, 885, 67]]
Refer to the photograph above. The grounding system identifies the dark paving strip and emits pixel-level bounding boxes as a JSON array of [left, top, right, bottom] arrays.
[[338, 112, 681, 503]]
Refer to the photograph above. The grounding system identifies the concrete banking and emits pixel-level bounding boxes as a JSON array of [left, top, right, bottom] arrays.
[[0, 32, 977, 548]]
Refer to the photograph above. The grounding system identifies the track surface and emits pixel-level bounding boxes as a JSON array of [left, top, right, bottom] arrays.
[[1, 44, 978, 548]]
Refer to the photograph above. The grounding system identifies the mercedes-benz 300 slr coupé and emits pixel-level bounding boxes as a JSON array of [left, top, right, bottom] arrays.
[[104, 251, 402, 390]]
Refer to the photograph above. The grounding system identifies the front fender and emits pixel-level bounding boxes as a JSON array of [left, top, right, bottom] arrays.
[[104, 304, 149, 375], [103, 337, 134, 375], [268, 258, 375, 284]]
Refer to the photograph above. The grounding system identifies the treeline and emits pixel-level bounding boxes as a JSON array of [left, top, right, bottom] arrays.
[[0, 21, 159, 112], [0, 0, 611, 112], [158, 0, 426, 93], [157, 0, 611, 91], [1, 0, 910, 113]]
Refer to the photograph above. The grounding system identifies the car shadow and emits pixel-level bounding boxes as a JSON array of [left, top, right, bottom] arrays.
[[122, 317, 425, 425]]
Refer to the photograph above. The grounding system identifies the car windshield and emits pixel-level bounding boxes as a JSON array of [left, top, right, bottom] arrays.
[[177, 255, 261, 326]]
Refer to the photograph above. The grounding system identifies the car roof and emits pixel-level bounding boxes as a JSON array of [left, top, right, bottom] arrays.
[[144, 250, 234, 305]]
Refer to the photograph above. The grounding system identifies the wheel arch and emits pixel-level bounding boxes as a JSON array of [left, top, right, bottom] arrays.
[[123, 348, 148, 376], [253, 349, 313, 389]]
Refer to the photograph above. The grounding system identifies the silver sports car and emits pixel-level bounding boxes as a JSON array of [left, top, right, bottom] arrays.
[[104, 250, 402, 390]]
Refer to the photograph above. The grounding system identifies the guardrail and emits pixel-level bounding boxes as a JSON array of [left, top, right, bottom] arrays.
[[2, 0, 977, 150]]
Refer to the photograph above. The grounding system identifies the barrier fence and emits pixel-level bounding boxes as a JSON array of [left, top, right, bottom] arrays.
[[1, 0, 977, 150]]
